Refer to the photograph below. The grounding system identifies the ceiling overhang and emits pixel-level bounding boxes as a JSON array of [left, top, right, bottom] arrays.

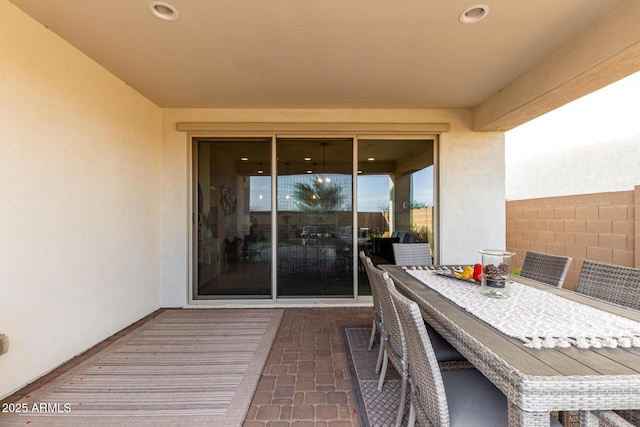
[[473, 0, 640, 131]]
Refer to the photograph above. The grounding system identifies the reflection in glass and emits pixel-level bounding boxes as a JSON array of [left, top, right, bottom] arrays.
[[276, 139, 354, 297], [357, 139, 435, 294], [193, 136, 436, 301], [194, 138, 272, 299]]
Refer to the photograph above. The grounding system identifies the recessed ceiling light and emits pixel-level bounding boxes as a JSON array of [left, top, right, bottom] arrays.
[[307, 170, 313, 174], [304, 157, 311, 161], [241, 157, 249, 161], [148, 2, 179, 21], [459, 4, 489, 24], [367, 157, 375, 161]]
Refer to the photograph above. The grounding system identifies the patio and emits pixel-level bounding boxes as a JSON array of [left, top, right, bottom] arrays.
[[1, 307, 373, 426], [243, 307, 372, 426], [4, 0, 640, 414]]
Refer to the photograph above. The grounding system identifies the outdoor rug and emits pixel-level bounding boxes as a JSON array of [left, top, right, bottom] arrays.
[[343, 327, 410, 427], [2, 308, 283, 427]]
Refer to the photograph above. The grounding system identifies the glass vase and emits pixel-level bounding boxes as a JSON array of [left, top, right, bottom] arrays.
[[479, 249, 516, 298]]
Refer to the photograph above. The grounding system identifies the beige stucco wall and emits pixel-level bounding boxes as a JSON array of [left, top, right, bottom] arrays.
[[507, 138, 640, 201], [0, 1, 162, 399], [506, 187, 638, 291]]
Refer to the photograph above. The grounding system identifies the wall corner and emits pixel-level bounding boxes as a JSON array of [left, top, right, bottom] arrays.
[[635, 185, 640, 268]]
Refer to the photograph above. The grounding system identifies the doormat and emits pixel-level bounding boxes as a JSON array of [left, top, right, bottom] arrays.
[[343, 327, 410, 427]]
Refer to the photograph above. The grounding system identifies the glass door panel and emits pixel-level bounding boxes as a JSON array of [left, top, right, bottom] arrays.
[[276, 138, 354, 297], [194, 138, 272, 299], [357, 139, 436, 293]]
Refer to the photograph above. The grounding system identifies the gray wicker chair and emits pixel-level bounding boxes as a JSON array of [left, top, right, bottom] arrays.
[[580, 410, 636, 426], [392, 243, 432, 266], [362, 258, 468, 427], [359, 251, 385, 373], [575, 260, 640, 426], [388, 282, 562, 427], [576, 260, 640, 310], [362, 252, 466, 366], [362, 260, 408, 427], [616, 410, 639, 426], [520, 250, 572, 288]]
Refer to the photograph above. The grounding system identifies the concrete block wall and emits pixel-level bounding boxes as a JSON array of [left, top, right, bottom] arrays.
[[506, 186, 638, 291]]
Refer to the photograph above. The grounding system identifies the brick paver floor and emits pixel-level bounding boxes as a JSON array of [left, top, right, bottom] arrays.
[[243, 307, 373, 427], [1, 307, 374, 427]]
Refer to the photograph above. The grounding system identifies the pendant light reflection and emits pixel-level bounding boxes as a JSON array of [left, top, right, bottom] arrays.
[[317, 143, 331, 184], [285, 162, 290, 200]]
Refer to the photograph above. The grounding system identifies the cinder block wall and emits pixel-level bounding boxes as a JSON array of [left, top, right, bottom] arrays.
[[506, 185, 638, 291]]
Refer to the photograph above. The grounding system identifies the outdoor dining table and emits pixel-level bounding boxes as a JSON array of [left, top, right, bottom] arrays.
[[380, 264, 640, 427]]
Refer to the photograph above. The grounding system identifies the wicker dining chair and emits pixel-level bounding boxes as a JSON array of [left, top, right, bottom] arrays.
[[575, 260, 640, 426], [359, 251, 385, 373], [362, 258, 469, 426], [580, 410, 636, 427], [519, 250, 573, 288], [576, 260, 640, 310], [362, 260, 409, 427], [361, 252, 466, 368], [614, 410, 640, 426], [392, 243, 432, 266], [388, 282, 563, 427], [615, 410, 640, 426]]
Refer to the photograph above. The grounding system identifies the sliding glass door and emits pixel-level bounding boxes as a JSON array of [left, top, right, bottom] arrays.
[[276, 138, 354, 297], [356, 139, 436, 294], [193, 138, 273, 299], [192, 135, 436, 301]]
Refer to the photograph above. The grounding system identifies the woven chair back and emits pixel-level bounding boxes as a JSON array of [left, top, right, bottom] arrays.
[[520, 251, 572, 288], [576, 260, 640, 310], [392, 243, 432, 266]]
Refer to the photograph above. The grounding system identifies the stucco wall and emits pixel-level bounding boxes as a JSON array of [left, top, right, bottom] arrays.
[[161, 109, 506, 306], [0, 1, 162, 399], [506, 187, 638, 291], [506, 138, 640, 200]]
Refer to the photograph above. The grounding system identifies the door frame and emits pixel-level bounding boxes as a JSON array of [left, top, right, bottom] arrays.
[[184, 123, 445, 305]]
